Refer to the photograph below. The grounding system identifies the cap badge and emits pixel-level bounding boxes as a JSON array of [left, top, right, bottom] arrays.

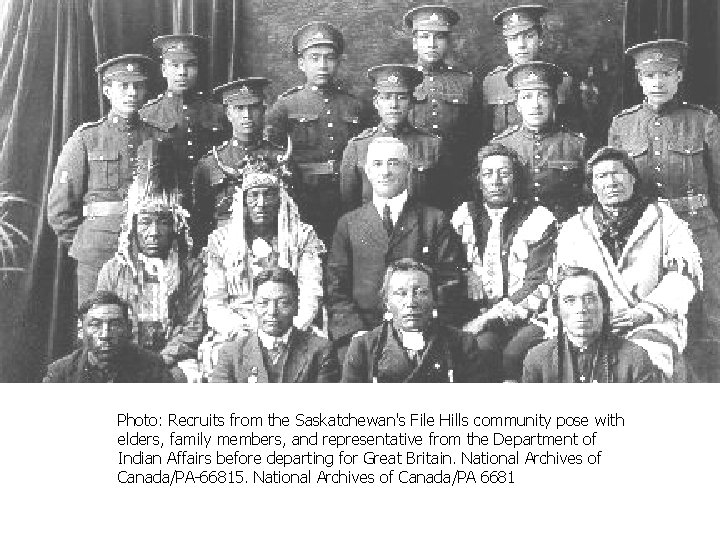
[[313, 32, 325, 40], [238, 85, 251, 95], [429, 12, 440, 22], [651, 52, 665, 62], [525, 71, 540, 82], [509, 12, 521, 24], [387, 74, 399, 84], [127, 63, 135, 72]]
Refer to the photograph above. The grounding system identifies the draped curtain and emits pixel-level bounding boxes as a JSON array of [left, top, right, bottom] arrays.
[[0, 0, 244, 381]]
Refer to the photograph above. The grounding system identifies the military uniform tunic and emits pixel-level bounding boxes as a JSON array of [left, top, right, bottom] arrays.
[[340, 124, 443, 211], [491, 124, 587, 221], [265, 84, 372, 244], [608, 99, 720, 381], [140, 90, 229, 220], [47, 113, 166, 301], [482, 64, 579, 142], [192, 138, 288, 247], [410, 62, 482, 207]]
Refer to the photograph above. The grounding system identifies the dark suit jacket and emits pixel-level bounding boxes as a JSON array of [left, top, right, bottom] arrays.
[[342, 323, 499, 383], [327, 198, 466, 342], [211, 328, 340, 383], [43, 344, 177, 383], [522, 335, 660, 383]]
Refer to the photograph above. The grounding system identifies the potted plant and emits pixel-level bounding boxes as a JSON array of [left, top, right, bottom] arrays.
[[0, 190, 30, 381], [0, 190, 30, 274]]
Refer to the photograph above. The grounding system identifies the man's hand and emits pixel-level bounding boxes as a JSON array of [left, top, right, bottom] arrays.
[[466, 270, 485, 301], [463, 314, 491, 335], [610, 307, 652, 332]]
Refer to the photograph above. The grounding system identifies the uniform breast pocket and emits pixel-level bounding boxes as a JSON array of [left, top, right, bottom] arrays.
[[545, 160, 583, 196], [667, 140, 707, 186], [87, 151, 121, 190], [625, 144, 650, 170], [437, 93, 469, 126], [487, 95, 516, 133], [287, 114, 319, 149], [410, 95, 428, 124], [341, 114, 361, 138], [411, 159, 435, 198]]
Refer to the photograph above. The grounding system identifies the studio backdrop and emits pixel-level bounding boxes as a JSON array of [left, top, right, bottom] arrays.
[[1, 0, 717, 381]]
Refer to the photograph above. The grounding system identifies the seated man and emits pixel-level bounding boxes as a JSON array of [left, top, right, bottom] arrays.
[[523, 266, 660, 383], [553, 146, 702, 381], [192, 76, 294, 248], [328, 137, 466, 354], [452, 143, 556, 381], [96, 162, 204, 382], [212, 267, 339, 383], [43, 291, 176, 383], [340, 64, 445, 211], [203, 158, 324, 368], [343, 259, 499, 382]]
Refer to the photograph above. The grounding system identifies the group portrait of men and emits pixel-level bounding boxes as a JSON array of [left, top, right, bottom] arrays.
[[44, 3, 720, 383]]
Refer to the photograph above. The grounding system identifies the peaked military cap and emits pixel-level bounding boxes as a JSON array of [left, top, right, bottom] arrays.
[[506, 61, 563, 90], [214, 77, 270, 105], [626, 39, 688, 70], [403, 4, 461, 32], [292, 21, 344, 56], [367, 64, 423, 92], [96, 54, 155, 82], [493, 4, 548, 36], [153, 34, 206, 61]]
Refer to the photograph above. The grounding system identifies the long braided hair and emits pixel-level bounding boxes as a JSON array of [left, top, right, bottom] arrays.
[[552, 265, 613, 382]]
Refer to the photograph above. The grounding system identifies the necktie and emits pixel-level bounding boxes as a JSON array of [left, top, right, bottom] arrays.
[[483, 210, 505, 301], [269, 338, 284, 365], [382, 204, 394, 236]]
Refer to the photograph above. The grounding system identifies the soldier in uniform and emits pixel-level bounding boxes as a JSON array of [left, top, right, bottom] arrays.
[[265, 21, 372, 246], [403, 4, 482, 209], [483, 5, 581, 142], [140, 34, 229, 237], [340, 64, 443, 211], [608, 40, 720, 382], [192, 77, 291, 248], [491, 61, 587, 222], [47, 54, 166, 303]]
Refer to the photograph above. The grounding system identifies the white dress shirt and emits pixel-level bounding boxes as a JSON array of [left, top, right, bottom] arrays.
[[373, 189, 408, 226], [258, 327, 293, 352]]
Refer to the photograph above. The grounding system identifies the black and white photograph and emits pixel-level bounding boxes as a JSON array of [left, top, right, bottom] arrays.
[[2, 0, 719, 383], [2, 2, 720, 539]]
